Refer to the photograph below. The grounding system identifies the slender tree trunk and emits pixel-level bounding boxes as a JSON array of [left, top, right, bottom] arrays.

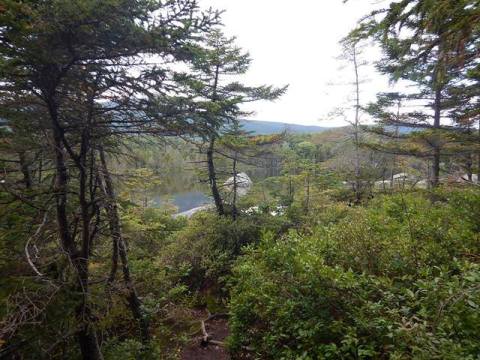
[[78, 132, 105, 360], [261, 182, 267, 202], [206, 63, 226, 216], [465, 153, 473, 181], [431, 87, 442, 188], [88, 149, 100, 255], [477, 121, 480, 184], [304, 173, 310, 213], [288, 176, 294, 204], [99, 147, 150, 343], [207, 137, 224, 216], [352, 45, 362, 202], [18, 151, 32, 189], [38, 154, 43, 184], [390, 153, 396, 189], [50, 116, 103, 360], [232, 153, 238, 220], [391, 103, 401, 189]]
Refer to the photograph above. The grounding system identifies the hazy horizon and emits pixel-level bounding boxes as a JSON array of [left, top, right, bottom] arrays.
[[241, 118, 342, 129]]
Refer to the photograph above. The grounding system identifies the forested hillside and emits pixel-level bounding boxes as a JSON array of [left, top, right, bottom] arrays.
[[239, 120, 329, 135], [0, 1, 479, 359]]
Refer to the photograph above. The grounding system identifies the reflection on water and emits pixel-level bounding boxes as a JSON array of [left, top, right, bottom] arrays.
[[152, 191, 211, 213]]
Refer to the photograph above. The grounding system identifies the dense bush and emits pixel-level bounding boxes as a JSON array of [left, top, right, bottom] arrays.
[[90, 208, 291, 357], [158, 211, 289, 297], [4, 188, 478, 359], [319, 190, 480, 277], [228, 189, 480, 359]]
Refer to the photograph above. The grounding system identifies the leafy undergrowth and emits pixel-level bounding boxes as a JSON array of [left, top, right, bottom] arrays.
[[98, 209, 289, 359], [228, 189, 480, 359], [5, 189, 478, 359], [108, 188, 480, 359]]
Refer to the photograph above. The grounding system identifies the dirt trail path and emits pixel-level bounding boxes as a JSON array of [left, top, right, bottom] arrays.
[[181, 311, 230, 360]]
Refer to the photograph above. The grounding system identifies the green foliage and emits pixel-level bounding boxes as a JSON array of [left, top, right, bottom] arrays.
[[120, 168, 162, 208], [319, 190, 480, 277], [103, 338, 166, 360], [1, 0, 479, 357], [158, 211, 288, 297], [122, 206, 186, 250], [228, 189, 480, 359]]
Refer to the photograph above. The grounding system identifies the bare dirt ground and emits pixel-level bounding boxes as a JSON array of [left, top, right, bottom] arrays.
[[180, 311, 230, 360]]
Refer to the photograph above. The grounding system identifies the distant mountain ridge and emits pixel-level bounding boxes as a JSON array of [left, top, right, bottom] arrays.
[[239, 120, 329, 135]]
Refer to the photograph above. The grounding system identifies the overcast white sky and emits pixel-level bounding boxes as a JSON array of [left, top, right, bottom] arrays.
[[200, 0, 391, 127]]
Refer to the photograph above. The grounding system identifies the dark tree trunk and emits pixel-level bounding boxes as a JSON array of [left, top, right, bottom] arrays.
[[391, 107, 400, 189], [49, 100, 103, 360], [77, 326, 103, 360], [432, 147, 441, 187], [207, 137, 224, 216], [18, 151, 32, 189], [465, 153, 473, 181], [304, 173, 310, 214], [99, 147, 150, 343], [38, 154, 43, 184], [232, 154, 238, 220], [352, 45, 362, 202], [431, 83, 442, 188], [478, 122, 480, 184], [288, 176, 294, 204]]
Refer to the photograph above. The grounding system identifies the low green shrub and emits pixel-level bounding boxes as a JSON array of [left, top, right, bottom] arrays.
[[319, 190, 480, 277], [228, 189, 480, 359], [158, 211, 289, 296]]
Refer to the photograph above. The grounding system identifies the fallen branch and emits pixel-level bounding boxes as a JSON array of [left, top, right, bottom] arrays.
[[206, 312, 229, 322], [25, 209, 50, 277], [200, 319, 226, 347], [198, 312, 229, 347], [200, 319, 210, 345], [210, 340, 226, 346]]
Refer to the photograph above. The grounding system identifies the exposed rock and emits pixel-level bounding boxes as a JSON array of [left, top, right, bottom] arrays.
[[174, 204, 215, 218], [374, 180, 391, 189], [415, 179, 429, 189], [223, 172, 252, 197], [457, 174, 478, 183]]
